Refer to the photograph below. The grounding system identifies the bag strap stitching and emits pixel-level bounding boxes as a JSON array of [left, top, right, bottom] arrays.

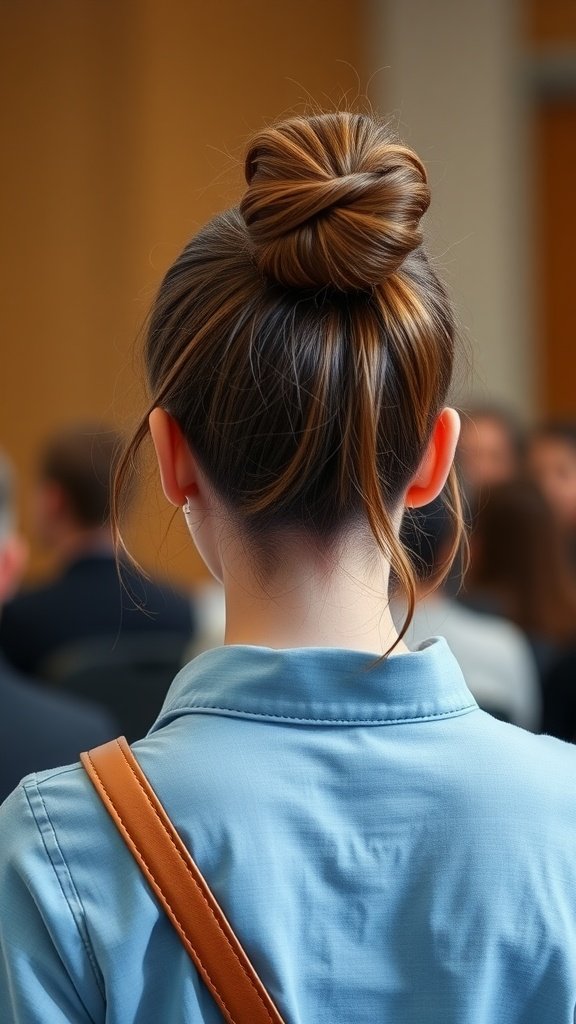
[[115, 741, 278, 1024], [85, 748, 240, 1024]]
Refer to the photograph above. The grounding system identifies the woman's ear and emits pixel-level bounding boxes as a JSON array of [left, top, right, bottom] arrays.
[[405, 408, 461, 509], [149, 408, 199, 507]]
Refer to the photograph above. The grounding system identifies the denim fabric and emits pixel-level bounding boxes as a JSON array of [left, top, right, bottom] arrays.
[[1, 638, 576, 1023]]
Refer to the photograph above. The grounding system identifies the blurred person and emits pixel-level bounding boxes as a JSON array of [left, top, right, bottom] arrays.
[[528, 422, 576, 563], [457, 403, 524, 494], [464, 479, 576, 679], [399, 498, 540, 730], [0, 424, 195, 677], [1, 112, 576, 1024], [0, 453, 116, 803]]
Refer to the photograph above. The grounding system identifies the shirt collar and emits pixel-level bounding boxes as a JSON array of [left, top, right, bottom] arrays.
[[152, 637, 477, 728]]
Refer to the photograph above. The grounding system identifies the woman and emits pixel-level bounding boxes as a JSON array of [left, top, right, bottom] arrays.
[[1, 112, 576, 1023]]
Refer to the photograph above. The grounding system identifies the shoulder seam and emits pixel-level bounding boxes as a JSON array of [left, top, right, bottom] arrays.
[[24, 781, 105, 999], [29, 763, 85, 785]]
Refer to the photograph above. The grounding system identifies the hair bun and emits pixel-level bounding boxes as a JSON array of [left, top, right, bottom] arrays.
[[240, 112, 430, 292]]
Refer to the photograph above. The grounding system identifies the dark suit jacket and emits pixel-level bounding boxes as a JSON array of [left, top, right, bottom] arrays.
[[0, 553, 195, 677], [542, 650, 576, 743], [0, 654, 117, 803]]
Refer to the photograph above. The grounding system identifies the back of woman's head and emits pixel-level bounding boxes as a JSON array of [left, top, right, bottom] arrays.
[[116, 111, 460, 623], [466, 479, 576, 642]]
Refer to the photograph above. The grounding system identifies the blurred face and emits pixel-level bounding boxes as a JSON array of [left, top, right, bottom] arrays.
[[32, 478, 67, 548], [0, 532, 28, 603], [529, 438, 576, 529], [458, 416, 518, 491]]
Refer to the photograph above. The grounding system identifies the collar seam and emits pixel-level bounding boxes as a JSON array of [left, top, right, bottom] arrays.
[[157, 701, 478, 725]]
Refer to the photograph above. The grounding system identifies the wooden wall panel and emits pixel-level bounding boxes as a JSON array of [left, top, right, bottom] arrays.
[[533, 100, 576, 417], [0, 0, 366, 585], [525, 0, 576, 47], [524, 0, 576, 417]]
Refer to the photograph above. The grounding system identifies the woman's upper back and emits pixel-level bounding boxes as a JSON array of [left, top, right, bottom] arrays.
[[2, 639, 576, 1024]]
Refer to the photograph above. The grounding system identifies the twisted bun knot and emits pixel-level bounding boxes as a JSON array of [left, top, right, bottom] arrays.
[[240, 113, 431, 292]]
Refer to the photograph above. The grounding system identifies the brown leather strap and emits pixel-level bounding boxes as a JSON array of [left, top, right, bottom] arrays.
[[81, 737, 285, 1024]]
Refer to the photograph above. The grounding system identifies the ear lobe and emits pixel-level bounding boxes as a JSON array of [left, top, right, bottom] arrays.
[[405, 408, 461, 509], [149, 408, 198, 508]]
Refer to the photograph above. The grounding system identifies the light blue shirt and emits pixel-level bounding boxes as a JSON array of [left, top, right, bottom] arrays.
[[1, 638, 576, 1023]]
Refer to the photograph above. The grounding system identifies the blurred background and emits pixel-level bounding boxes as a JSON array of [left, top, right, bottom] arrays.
[[1, 0, 576, 773], [2, 0, 574, 586]]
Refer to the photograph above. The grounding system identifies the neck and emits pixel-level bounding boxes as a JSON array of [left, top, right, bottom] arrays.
[[222, 529, 409, 656]]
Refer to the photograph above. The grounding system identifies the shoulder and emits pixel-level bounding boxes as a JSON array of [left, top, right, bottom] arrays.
[[466, 713, 576, 820], [0, 765, 99, 929], [0, 582, 69, 671], [1, 662, 113, 727], [34, 687, 117, 747], [511, 722, 576, 770], [0, 673, 115, 802], [0, 579, 60, 622], [0, 761, 126, 900], [0, 767, 117, 1018]]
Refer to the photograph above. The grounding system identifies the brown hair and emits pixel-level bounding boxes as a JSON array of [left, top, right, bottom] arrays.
[[532, 420, 576, 454], [114, 111, 462, 641], [466, 480, 576, 643], [41, 424, 124, 528]]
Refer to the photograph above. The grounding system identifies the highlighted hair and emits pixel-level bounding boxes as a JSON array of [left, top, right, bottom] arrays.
[[113, 112, 463, 646]]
